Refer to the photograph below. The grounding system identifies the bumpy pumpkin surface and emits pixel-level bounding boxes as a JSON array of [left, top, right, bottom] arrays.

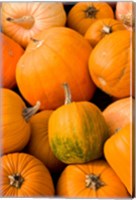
[[0, 153, 55, 197], [56, 159, 130, 198], [104, 123, 133, 195], [1, 2, 66, 48], [16, 27, 96, 110]]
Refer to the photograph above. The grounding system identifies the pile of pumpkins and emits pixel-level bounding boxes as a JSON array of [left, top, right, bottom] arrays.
[[0, 1, 134, 198]]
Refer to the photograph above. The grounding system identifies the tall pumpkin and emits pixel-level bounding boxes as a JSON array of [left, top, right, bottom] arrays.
[[0, 153, 55, 197], [89, 30, 132, 98], [67, 2, 114, 35], [0, 88, 40, 154], [104, 123, 133, 195], [0, 32, 24, 89], [16, 27, 96, 110], [56, 159, 130, 198], [1, 2, 66, 48]]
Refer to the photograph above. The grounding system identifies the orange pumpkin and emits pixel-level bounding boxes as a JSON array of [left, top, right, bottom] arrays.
[[0, 32, 24, 89], [104, 123, 133, 195], [56, 159, 130, 198], [16, 27, 96, 110], [103, 97, 134, 136], [0, 88, 40, 154], [89, 30, 132, 98], [85, 18, 126, 47], [0, 152, 55, 197], [26, 110, 66, 173], [1, 2, 66, 48], [115, 2, 134, 31], [67, 2, 114, 35]]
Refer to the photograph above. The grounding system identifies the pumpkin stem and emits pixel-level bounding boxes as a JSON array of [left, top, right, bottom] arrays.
[[84, 5, 99, 18], [30, 38, 44, 48], [85, 174, 105, 190], [8, 173, 24, 188], [23, 101, 41, 122], [62, 83, 72, 104], [6, 16, 35, 29], [102, 25, 112, 34]]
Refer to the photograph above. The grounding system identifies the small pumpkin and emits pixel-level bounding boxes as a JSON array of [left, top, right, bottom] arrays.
[[56, 159, 130, 198], [1, 2, 66, 48], [48, 83, 109, 164], [84, 18, 126, 47], [0, 152, 55, 197], [0, 32, 24, 89], [26, 110, 66, 173], [104, 123, 133, 195], [67, 2, 114, 35], [103, 97, 134, 136], [89, 30, 132, 98], [16, 27, 96, 110], [0, 88, 40, 154], [115, 2, 134, 31]]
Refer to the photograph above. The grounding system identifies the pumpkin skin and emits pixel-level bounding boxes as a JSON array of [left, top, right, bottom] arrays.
[[26, 110, 66, 173], [104, 123, 133, 195], [67, 2, 114, 35], [1, 2, 66, 48], [16, 27, 96, 110], [0, 88, 40, 154], [89, 30, 132, 98], [84, 18, 126, 47], [0, 32, 24, 89], [0, 153, 55, 197], [56, 159, 130, 198], [103, 97, 134, 136]]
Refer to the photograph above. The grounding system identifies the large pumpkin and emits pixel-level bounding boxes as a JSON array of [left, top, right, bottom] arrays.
[[67, 2, 114, 35], [26, 110, 66, 173], [0, 88, 40, 154], [89, 30, 132, 98], [84, 18, 125, 47], [56, 159, 130, 198], [0, 153, 55, 197], [0, 32, 24, 89], [104, 123, 133, 195], [103, 97, 134, 136], [48, 83, 109, 164], [16, 27, 96, 110], [1, 2, 66, 48]]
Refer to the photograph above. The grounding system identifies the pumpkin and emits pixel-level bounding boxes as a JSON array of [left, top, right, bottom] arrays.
[[16, 27, 96, 110], [0, 88, 40, 154], [89, 30, 132, 98], [67, 2, 114, 35], [48, 83, 109, 164], [103, 97, 134, 136], [84, 18, 126, 47], [0, 152, 55, 197], [56, 159, 130, 198], [0, 32, 24, 89], [104, 123, 133, 195], [115, 2, 134, 31], [26, 110, 66, 173], [1, 2, 66, 48]]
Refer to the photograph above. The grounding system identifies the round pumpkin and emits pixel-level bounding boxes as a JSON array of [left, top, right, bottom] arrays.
[[67, 2, 114, 35], [89, 30, 132, 98], [1, 2, 66, 48], [48, 83, 109, 164], [0, 88, 40, 154], [84, 18, 126, 47], [26, 110, 66, 173], [56, 159, 130, 198], [0, 32, 24, 89], [16, 27, 96, 110], [0, 152, 55, 197], [104, 123, 133, 195], [103, 96, 134, 136]]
